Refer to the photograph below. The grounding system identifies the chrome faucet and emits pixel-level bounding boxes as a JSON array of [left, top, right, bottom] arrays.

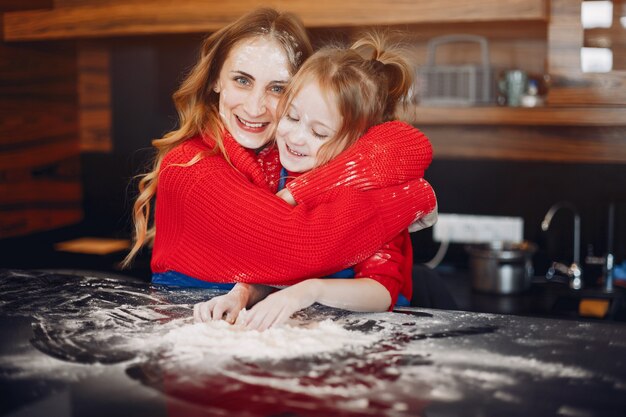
[[541, 201, 583, 290], [583, 203, 616, 293], [603, 203, 615, 292]]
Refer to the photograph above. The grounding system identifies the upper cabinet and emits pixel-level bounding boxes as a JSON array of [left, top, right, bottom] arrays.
[[2, 0, 548, 41]]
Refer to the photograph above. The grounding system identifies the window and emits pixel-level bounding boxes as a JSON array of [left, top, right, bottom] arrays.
[[581, 0, 625, 72]]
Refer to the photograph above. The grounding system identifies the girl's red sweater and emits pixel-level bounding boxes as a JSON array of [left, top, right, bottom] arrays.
[[353, 229, 413, 308], [280, 168, 413, 308], [151, 121, 436, 286]]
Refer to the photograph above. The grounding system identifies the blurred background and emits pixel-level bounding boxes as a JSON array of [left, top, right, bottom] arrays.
[[1, 0, 625, 318]]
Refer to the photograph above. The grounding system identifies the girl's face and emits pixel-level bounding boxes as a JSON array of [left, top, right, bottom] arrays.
[[215, 37, 291, 150], [275, 80, 342, 173]]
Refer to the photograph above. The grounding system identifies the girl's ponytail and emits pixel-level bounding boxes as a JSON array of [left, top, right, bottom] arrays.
[[352, 31, 414, 121]]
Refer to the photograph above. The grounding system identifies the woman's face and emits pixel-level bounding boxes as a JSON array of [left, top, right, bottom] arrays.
[[214, 37, 291, 150], [275, 80, 342, 173]]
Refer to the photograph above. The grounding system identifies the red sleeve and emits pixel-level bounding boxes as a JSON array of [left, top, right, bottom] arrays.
[[353, 230, 413, 310], [286, 121, 432, 203], [152, 151, 435, 285]]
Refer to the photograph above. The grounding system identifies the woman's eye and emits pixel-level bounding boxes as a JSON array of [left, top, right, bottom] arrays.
[[269, 84, 285, 94], [234, 76, 250, 86]]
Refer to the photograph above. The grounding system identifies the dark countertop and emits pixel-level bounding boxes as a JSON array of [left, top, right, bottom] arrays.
[[437, 268, 626, 322], [1, 269, 626, 417]]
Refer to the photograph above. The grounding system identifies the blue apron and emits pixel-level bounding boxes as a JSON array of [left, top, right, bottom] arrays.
[[152, 271, 235, 290]]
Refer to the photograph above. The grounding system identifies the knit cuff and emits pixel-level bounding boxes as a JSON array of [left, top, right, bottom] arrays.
[[372, 178, 438, 238]]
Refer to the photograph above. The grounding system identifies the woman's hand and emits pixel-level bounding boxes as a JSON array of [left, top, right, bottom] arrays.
[[193, 283, 250, 324], [241, 280, 321, 331]]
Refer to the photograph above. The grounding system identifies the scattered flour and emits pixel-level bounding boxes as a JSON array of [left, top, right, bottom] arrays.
[[557, 405, 595, 417], [405, 347, 592, 379], [161, 315, 378, 360], [0, 353, 100, 381], [389, 346, 594, 402], [493, 390, 523, 404]]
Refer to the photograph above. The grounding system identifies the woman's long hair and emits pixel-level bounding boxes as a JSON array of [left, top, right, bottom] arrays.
[[122, 8, 312, 267], [277, 31, 414, 167]]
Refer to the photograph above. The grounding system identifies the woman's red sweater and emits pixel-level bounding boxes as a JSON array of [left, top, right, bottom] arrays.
[[151, 121, 436, 286]]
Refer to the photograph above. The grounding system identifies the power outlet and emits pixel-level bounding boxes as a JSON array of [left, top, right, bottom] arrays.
[[433, 213, 524, 243]]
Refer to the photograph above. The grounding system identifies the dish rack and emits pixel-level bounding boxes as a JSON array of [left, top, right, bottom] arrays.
[[417, 34, 494, 106]]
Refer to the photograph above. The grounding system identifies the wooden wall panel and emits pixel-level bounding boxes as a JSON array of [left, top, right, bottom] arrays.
[[325, 21, 548, 83], [403, 21, 548, 75], [77, 41, 112, 152], [53, 0, 144, 7], [0, 0, 52, 12], [0, 42, 82, 238]]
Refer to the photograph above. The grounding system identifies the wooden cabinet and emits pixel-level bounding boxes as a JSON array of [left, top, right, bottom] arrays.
[[2, 0, 625, 165], [2, 0, 547, 41]]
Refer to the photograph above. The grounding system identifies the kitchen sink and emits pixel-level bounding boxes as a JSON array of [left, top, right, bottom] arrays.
[[540, 283, 625, 321]]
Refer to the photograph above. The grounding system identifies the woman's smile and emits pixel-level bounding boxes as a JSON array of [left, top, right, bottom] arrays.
[[235, 115, 270, 132]]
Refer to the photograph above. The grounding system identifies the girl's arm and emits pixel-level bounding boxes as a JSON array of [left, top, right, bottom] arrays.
[[352, 229, 413, 309], [286, 121, 433, 203], [240, 278, 391, 331], [239, 231, 411, 331], [193, 283, 274, 324]]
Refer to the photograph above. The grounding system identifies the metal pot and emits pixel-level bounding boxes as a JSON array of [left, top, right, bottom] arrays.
[[465, 241, 537, 294]]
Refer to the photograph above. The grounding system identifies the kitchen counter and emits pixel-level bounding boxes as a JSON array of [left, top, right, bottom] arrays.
[[1, 269, 625, 417], [438, 268, 626, 321]]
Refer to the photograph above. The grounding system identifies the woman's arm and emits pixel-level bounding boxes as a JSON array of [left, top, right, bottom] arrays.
[[152, 148, 436, 284], [286, 121, 433, 203]]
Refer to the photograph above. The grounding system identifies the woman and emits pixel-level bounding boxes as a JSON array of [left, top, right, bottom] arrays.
[[124, 8, 436, 291]]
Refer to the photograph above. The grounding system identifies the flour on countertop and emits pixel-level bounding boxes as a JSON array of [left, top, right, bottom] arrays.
[[2, 270, 626, 417], [159, 314, 379, 361]]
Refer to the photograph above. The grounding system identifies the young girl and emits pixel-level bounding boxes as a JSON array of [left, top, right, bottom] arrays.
[[194, 32, 437, 330]]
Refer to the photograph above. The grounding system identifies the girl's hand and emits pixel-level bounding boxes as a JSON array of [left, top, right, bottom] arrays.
[[276, 188, 296, 206], [193, 284, 250, 324], [241, 280, 320, 331]]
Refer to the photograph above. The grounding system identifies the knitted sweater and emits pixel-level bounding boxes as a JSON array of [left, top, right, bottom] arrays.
[[280, 168, 413, 307], [151, 121, 436, 285], [354, 229, 413, 308]]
